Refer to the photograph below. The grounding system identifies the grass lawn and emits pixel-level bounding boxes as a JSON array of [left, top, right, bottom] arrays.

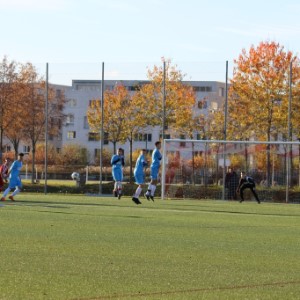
[[0, 194, 300, 299]]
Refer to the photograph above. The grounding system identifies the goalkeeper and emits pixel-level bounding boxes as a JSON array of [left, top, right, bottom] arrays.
[[236, 172, 260, 203]]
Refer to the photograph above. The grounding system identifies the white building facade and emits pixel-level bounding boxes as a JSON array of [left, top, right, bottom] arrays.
[[59, 79, 226, 163]]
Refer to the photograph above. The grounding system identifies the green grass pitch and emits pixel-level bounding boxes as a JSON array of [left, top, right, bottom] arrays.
[[0, 194, 300, 299]]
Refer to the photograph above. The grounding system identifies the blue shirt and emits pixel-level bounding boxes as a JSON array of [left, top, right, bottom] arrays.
[[151, 148, 162, 168], [134, 154, 148, 175], [111, 154, 124, 171], [9, 160, 23, 180]]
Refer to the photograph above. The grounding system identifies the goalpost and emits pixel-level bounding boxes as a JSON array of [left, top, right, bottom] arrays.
[[161, 139, 300, 203]]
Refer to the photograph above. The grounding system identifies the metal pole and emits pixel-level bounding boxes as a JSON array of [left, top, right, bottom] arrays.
[[161, 139, 166, 199], [222, 61, 228, 200], [161, 61, 167, 199], [162, 60, 166, 140], [44, 63, 48, 194], [99, 62, 104, 195], [286, 61, 292, 203]]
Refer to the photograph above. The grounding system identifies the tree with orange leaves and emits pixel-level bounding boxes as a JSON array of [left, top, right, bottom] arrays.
[[134, 58, 197, 138], [87, 84, 131, 154], [227, 41, 300, 184], [87, 84, 149, 181], [0, 56, 18, 162], [16, 62, 65, 183]]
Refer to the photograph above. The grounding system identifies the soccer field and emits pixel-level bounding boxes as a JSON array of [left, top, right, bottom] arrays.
[[0, 194, 299, 300]]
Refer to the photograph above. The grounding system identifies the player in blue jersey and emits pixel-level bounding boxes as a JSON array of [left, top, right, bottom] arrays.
[[132, 149, 148, 205], [145, 141, 162, 201], [1, 153, 24, 202], [111, 148, 125, 199]]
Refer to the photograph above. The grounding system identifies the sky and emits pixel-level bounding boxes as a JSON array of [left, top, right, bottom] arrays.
[[1, 0, 300, 84]]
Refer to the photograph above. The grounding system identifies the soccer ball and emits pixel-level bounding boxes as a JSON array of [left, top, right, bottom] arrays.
[[71, 172, 80, 181]]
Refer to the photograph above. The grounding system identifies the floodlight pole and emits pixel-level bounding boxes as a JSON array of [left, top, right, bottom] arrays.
[[99, 62, 104, 195], [286, 61, 292, 203], [44, 62, 49, 195], [222, 61, 228, 201], [161, 60, 166, 200], [162, 60, 166, 140]]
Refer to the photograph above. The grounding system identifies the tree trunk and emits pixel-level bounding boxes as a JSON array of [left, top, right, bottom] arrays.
[[129, 136, 133, 183], [31, 145, 36, 184]]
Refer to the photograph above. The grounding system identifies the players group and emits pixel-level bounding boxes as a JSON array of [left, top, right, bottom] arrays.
[[0, 143, 260, 204], [111, 140, 260, 204], [112, 141, 162, 205]]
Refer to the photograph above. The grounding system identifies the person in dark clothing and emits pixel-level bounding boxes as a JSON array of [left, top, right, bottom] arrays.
[[225, 167, 239, 200], [237, 172, 260, 203]]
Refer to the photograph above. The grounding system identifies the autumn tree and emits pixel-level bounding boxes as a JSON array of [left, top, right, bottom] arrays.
[[87, 85, 130, 154], [88, 84, 149, 181], [57, 144, 88, 166], [227, 41, 300, 184], [124, 91, 150, 181], [0, 56, 18, 162], [134, 58, 197, 138], [17, 63, 65, 183]]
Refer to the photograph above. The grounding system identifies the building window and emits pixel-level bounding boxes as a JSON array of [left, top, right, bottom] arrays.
[[159, 134, 171, 140], [134, 133, 152, 142], [56, 89, 62, 98], [4, 145, 11, 152], [179, 135, 186, 147], [66, 114, 74, 125], [193, 86, 212, 92], [67, 98, 77, 107], [88, 132, 100, 141], [104, 132, 109, 145], [144, 133, 152, 142], [23, 146, 30, 153], [219, 87, 225, 97], [89, 99, 101, 107], [67, 131, 76, 139], [198, 100, 207, 109]]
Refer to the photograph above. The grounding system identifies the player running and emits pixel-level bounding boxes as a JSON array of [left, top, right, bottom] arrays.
[[1, 153, 24, 202]]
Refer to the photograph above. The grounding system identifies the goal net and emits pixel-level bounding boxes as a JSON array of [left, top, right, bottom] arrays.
[[161, 139, 300, 203]]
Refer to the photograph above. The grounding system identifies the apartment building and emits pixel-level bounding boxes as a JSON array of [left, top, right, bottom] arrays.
[[60, 79, 226, 163]]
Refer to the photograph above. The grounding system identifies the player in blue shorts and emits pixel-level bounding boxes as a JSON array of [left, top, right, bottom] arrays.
[[111, 148, 125, 199], [132, 149, 148, 205], [1, 153, 24, 202], [145, 141, 162, 201]]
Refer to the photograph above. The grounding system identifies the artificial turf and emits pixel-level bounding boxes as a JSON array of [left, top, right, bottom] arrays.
[[0, 194, 299, 299]]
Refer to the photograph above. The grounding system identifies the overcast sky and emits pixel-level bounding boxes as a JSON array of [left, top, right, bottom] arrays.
[[1, 0, 300, 84]]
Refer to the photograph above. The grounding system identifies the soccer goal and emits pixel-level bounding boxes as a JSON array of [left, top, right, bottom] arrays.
[[161, 139, 300, 203]]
